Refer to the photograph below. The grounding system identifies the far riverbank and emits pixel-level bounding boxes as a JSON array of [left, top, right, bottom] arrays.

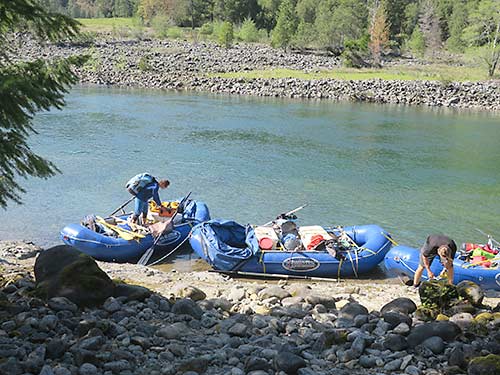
[[14, 35, 500, 111]]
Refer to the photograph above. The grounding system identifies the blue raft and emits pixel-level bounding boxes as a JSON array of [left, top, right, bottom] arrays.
[[61, 199, 210, 263], [384, 245, 500, 290], [189, 219, 393, 278]]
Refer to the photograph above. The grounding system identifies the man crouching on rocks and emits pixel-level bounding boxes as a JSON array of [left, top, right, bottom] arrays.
[[413, 234, 457, 287]]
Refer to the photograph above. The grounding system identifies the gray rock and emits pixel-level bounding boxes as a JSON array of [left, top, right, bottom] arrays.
[[467, 354, 500, 375], [394, 322, 411, 335], [103, 297, 122, 313], [340, 302, 368, 320], [172, 285, 206, 301], [421, 336, 445, 354], [383, 311, 412, 330], [456, 281, 484, 307], [171, 298, 203, 319], [39, 365, 56, 375], [359, 355, 377, 368], [103, 360, 131, 372], [449, 313, 474, 330], [0, 357, 22, 375], [407, 321, 461, 347], [79, 363, 98, 375], [274, 351, 306, 374], [383, 334, 408, 351], [384, 358, 403, 371], [53, 366, 72, 375], [228, 322, 248, 337], [228, 286, 246, 301], [257, 286, 291, 300], [113, 283, 151, 302], [405, 365, 421, 375], [381, 298, 417, 315], [156, 322, 188, 339], [48, 297, 78, 313], [245, 356, 271, 372]]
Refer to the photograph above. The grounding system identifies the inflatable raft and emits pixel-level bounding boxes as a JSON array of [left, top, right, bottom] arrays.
[[61, 199, 210, 263], [384, 245, 500, 290], [189, 219, 393, 278]]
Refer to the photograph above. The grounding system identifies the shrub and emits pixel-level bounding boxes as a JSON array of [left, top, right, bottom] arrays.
[[406, 26, 425, 58], [218, 21, 234, 48], [138, 55, 151, 71], [238, 18, 259, 43], [151, 14, 170, 38], [200, 22, 213, 35]]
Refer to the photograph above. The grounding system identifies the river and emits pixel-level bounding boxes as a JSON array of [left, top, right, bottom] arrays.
[[1, 86, 499, 263]]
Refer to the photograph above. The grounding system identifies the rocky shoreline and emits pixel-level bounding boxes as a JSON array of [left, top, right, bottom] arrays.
[[14, 36, 500, 111], [1, 241, 500, 375]]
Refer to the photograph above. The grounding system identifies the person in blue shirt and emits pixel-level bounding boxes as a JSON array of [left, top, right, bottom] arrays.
[[127, 175, 170, 225]]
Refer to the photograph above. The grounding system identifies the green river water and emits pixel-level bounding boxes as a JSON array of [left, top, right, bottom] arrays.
[[1, 86, 499, 264]]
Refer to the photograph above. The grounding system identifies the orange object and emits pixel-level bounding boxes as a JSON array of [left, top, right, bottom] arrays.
[[307, 234, 324, 250], [259, 237, 274, 250]]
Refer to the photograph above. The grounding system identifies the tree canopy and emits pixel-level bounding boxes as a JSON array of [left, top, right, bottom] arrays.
[[0, 0, 85, 208]]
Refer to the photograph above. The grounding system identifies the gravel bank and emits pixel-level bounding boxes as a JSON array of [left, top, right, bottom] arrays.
[[2, 241, 500, 375], [13, 36, 500, 111]]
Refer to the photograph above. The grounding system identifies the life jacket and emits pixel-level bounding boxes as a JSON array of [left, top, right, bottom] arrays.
[[126, 173, 155, 195]]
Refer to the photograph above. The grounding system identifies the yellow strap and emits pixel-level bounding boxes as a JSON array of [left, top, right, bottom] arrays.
[[95, 216, 145, 240]]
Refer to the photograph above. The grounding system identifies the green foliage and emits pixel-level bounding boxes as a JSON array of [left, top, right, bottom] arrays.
[[200, 22, 214, 35], [271, 0, 298, 49], [314, 0, 368, 51], [238, 17, 260, 43], [0, 0, 85, 208], [407, 25, 426, 57], [419, 280, 460, 311], [292, 20, 317, 48], [218, 21, 234, 48], [446, 1, 467, 52], [341, 35, 369, 67], [114, 54, 128, 71], [151, 14, 171, 38], [137, 55, 151, 71], [83, 48, 102, 72]]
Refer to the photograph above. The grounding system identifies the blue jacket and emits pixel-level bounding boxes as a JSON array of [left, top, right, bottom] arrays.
[[136, 181, 161, 205]]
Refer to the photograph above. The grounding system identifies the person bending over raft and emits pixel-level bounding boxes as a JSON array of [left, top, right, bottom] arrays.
[[126, 173, 170, 225], [413, 234, 457, 286]]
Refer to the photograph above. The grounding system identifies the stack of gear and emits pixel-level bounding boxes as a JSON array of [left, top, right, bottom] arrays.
[[461, 242, 499, 268], [274, 219, 302, 251]]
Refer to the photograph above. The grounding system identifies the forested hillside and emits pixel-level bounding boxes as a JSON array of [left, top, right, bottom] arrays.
[[39, 1, 500, 75]]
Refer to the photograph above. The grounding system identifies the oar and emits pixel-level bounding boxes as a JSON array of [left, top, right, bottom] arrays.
[[210, 269, 338, 282], [137, 192, 192, 266], [109, 196, 135, 216], [262, 204, 308, 226], [476, 228, 500, 247]]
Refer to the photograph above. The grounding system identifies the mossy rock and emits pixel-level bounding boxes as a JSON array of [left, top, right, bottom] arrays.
[[436, 313, 449, 321], [474, 312, 493, 324], [415, 306, 438, 321], [457, 281, 484, 307], [468, 354, 500, 375], [419, 280, 459, 310], [34, 245, 114, 308]]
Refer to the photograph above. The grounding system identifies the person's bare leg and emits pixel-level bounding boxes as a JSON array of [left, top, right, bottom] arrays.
[[413, 265, 425, 287]]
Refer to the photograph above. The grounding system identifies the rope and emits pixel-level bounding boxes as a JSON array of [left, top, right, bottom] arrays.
[[147, 228, 194, 266]]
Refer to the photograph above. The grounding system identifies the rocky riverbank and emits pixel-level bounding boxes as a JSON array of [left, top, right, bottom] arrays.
[[1, 240, 500, 375], [13, 35, 500, 111]]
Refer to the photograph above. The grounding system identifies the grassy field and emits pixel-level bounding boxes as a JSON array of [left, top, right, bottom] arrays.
[[76, 17, 143, 32], [211, 65, 491, 82]]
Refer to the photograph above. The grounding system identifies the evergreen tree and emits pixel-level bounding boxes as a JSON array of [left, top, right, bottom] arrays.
[[369, 0, 390, 65], [463, 0, 500, 77], [271, 0, 297, 49], [0, 0, 85, 208], [446, 1, 467, 52], [218, 21, 234, 47], [407, 24, 425, 57]]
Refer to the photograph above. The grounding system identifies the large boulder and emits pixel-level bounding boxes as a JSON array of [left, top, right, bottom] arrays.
[[407, 321, 461, 347], [381, 297, 417, 315], [34, 245, 114, 308], [456, 281, 484, 307], [468, 354, 500, 375]]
